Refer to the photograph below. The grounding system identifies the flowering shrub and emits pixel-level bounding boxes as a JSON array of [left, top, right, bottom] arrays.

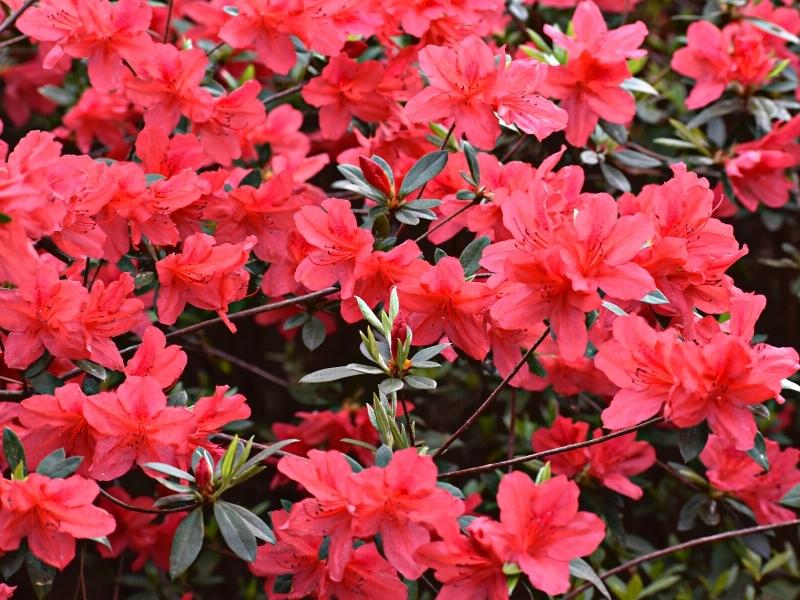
[[1, 0, 800, 597]]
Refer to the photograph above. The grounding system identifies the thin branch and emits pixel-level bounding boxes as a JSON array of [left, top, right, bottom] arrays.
[[98, 487, 197, 514], [439, 416, 665, 479], [162, 0, 173, 43], [264, 82, 305, 104], [0, 33, 26, 48], [414, 202, 473, 244], [433, 326, 551, 458], [0, 0, 35, 35], [563, 518, 800, 599], [185, 341, 290, 388], [500, 134, 526, 163], [507, 389, 517, 472], [415, 122, 456, 201]]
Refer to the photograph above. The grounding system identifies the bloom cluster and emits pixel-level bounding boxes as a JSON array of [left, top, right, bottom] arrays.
[[0, 0, 799, 597]]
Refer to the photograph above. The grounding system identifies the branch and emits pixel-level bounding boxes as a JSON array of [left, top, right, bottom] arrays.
[[438, 416, 664, 479], [433, 326, 551, 458], [185, 341, 290, 388], [413, 202, 474, 244], [563, 518, 800, 599], [264, 82, 305, 104], [98, 487, 197, 514], [0, 0, 35, 35]]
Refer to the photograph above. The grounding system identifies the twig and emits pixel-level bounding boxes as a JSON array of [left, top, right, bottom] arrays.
[[433, 326, 551, 458], [0, 0, 35, 35], [162, 0, 173, 43], [439, 416, 664, 479], [507, 389, 517, 472], [185, 341, 290, 387], [413, 202, 473, 244], [0, 33, 26, 48], [98, 487, 197, 514], [501, 135, 526, 163], [264, 83, 305, 104], [563, 518, 800, 599]]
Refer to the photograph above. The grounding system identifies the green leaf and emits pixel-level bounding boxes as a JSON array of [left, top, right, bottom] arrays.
[[599, 120, 628, 144], [570, 557, 611, 599], [463, 141, 480, 185], [399, 151, 448, 196], [602, 300, 628, 317], [404, 375, 437, 390], [238, 438, 300, 474], [535, 461, 552, 484], [459, 236, 490, 277], [686, 98, 744, 129], [641, 290, 669, 305], [600, 162, 631, 193], [678, 423, 708, 462], [621, 77, 659, 96], [746, 432, 770, 472], [299, 366, 363, 383], [0, 212, 11, 223], [91, 536, 112, 551], [379, 378, 404, 395], [143, 462, 195, 482], [29, 372, 62, 395], [0, 546, 26, 579], [73, 359, 108, 381], [282, 312, 309, 331], [436, 481, 465, 499], [375, 444, 393, 467], [3, 427, 26, 476], [744, 16, 800, 44], [169, 507, 204, 579], [240, 168, 261, 188], [613, 149, 662, 169], [23, 352, 51, 378], [411, 343, 450, 363], [301, 316, 326, 351], [26, 554, 57, 599], [780, 483, 800, 508], [36, 449, 83, 479], [168, 389, 188, 407], [218, 501, 275, 544], [214, 502, 257, 562], [781, 378, 800, 394]]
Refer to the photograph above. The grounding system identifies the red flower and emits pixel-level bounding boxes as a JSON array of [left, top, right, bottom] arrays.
[[83, 376, 196, 480], [347, 448, 465, 579], [405, 36, 565, 148], [480, 473, 605, 595], [0, 473, 115, 569], [156, 232, 256, 333], [302, 54, 393, 139], [124, 326, 187, 389], [294, 198, 375, 299], [701, 434, 800, 524], [533, 415, 656, 499], [399, 257, 495, 360]]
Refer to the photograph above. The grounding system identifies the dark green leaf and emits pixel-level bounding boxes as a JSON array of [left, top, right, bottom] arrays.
[[0, 212, 11, 223], [404, 375, 437, 390], [74, 359, 107, 381], [273, 574, 293, 594], [0, 546, 26, 579], [29, 372, 61, 395], [299, 366, 362, 383], [375, 445, 393, 467], [462, 141, 480, 185], [780, 483, 800, 508], [36, 449, 83, 479], [169, 507, 205, 579], [399, 151, 448, 196], [744, 16, 800, 44], [459, 236, 490, 277], [301, 316, 326, 351], [746, 432, 770, 472], [219, 501, 275, 544], [436, 481, 465, 499], [569, 558, 611, 599], [81, 375, 101, 396], [678, 423, 708, 462], [23, 352, 51, 378], [613, 149, 662, 169], [26, 554, 57, 599], [214, 502, 257, 562], [3, 427, 26, 475], [600, 120, 628, 144], [600, 162, 631, 193], [143, 462, 195, 482], [240, 169, 262, 188], [168, 389, 188, 407], [433, 248, 447, 264]]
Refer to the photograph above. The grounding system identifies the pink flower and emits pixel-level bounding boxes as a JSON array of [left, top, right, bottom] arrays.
[[701, 434, 800, 525], [156, 232, 256, 333], [533, 415, 656, 499], [0, 473, 116, 569], [405, 36, 565, 148], [399, 257, 496, 360], [124, 326, 187, 389], [480, 473, 605, 595], [302, 54, 394, 139], [347, 448, 465, 579], [83, 376, 196, 480], [294, 198, 375, 299]]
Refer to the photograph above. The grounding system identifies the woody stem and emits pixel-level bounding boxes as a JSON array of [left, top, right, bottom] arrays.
[[162, 0, 173, 43], [0, 0, 35, 34], [98, 487, 198, 514], [438, 416, 664, 478], [433, 326, 551, 458], [413, 202, 473, 244], [562, 518, 800, 599], [507, 389, 516, 472]]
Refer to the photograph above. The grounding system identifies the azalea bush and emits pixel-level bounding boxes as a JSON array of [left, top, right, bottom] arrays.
[[2, 0, 800, 597]]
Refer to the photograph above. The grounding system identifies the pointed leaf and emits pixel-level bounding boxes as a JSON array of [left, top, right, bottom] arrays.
[[169, 508, 204, 579], [214, 502, 257, 562], [569, 558, 611, 599], [399, 151, 448, 196]]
